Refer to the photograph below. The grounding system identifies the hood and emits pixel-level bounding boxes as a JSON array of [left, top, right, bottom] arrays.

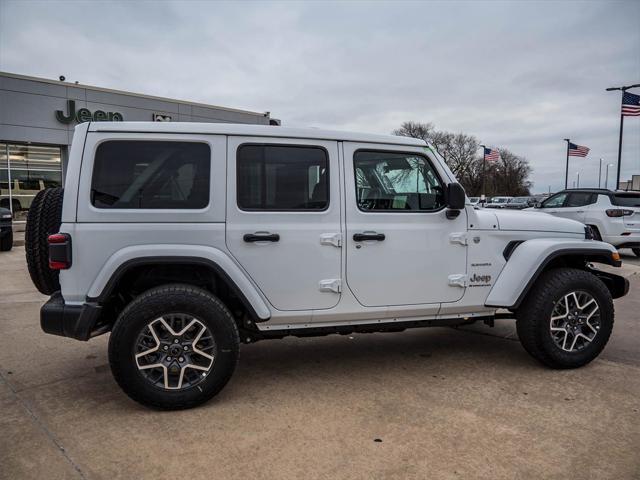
[[473, 208, 584, 234]]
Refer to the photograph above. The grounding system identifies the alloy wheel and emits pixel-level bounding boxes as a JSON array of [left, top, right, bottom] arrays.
[[550, 291, 600, 353], [134, 314, 216, 390]]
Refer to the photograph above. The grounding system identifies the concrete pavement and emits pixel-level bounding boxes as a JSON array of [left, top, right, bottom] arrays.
[[1, 246, 639, 480]]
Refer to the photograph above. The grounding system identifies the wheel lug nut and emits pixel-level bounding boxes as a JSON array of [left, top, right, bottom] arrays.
[[183, 346, 188, 351], [174, 339, 179, 344], [167, 356, 172, 361], [179, 357, 184, 362], [163, 346, 168, 351]]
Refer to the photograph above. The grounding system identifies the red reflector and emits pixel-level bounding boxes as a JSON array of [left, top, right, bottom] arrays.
[[49, 260, 69, 270], [48, 233, 68, 244]]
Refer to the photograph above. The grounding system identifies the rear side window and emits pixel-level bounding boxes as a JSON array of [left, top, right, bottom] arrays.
[[354, 150, 445, 211], [612, 194, 640, 207], [237, 145, 328, 211], [566, 192, 596, 207], [91, 141, 210, 209]]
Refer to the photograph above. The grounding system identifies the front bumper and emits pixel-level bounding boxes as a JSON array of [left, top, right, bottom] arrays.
[[0, 225, 12, 237], [41, 292, 103, 341]]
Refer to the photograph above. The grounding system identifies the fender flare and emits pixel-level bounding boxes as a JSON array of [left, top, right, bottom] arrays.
[[485, 239, 619, 309], [86, 244, 271, 321]]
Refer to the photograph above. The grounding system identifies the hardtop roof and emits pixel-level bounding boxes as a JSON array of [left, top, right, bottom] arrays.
[[86, 122, 428, 147]]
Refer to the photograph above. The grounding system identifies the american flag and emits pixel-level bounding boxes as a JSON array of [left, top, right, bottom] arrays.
[[484, 147, 500, 161], [568, 142, 590, 157], [622, 91, 640, 116]]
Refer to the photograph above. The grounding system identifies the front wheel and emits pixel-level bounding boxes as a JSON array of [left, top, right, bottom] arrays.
[[109, 284, 240, 410], [516, 268, 614, 369]]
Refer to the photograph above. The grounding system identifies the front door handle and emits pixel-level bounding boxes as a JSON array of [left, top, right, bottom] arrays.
[[243, 232, 280, 243], [353, 232, 385, 242]]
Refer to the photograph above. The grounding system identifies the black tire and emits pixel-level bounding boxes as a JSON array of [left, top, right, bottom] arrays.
[[25, 188, 64, 294], [516, 268, 613, 369], [632, 248, 640, 258], [109, 284, 240, 410], [0, 230, 12, 251]]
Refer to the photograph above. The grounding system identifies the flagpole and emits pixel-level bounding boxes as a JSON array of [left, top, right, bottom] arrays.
[[607, 84, 640, 191], [564, 138, 570, 189], [615, 111, 624, 190], [480, 144, 486, 199]]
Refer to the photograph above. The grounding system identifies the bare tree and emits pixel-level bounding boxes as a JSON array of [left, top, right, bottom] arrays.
[[392, 121, 532, 196]]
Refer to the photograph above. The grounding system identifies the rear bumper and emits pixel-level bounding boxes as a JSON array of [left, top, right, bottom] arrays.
[[0, 225, 12, 237], [40, 292, 103, 341], [603, 233, 640, 249]]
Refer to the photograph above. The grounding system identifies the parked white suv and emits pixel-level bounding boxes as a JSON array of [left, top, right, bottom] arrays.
[[25, 122, 629, 410], [528, 189, 640, 257]]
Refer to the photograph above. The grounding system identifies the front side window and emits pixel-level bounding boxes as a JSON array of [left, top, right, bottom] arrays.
[[237, 145, 328, 211], [354, 151, 444, 211], [542, 193, 568, 208], [91, 141, 210, 209]]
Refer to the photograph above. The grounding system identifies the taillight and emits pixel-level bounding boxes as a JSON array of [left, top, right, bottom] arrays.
[[606, 209, 634, 217], [48, 233, 72, 270]]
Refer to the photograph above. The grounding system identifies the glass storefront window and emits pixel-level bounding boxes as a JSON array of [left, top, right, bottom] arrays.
[[0, 143, 63, 221]]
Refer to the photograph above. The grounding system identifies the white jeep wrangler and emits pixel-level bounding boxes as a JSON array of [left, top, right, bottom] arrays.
[[25, 122, 629, 410]]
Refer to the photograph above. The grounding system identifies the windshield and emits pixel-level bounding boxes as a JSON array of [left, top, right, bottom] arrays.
[[510, 197, 528, 203], [613, 194, 640, 207], [493, 197, 509, 203]]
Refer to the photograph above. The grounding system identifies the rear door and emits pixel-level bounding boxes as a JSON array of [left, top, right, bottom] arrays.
[[225, 137, 342, 311], [560, 192, 596, 223]]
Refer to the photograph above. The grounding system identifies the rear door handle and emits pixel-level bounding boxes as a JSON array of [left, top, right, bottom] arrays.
[[353, 232, 385, 242], [243, 232, 280, 243]]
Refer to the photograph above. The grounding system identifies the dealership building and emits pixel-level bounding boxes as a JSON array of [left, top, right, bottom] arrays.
[[0, 71, 275, 221]]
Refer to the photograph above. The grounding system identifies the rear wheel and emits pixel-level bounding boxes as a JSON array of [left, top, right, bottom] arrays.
[[25, 188, 64, 294], [109, 284, 240, 410], [516, 268, 613, 369]]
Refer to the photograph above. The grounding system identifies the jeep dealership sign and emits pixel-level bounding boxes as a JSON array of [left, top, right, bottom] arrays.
[[55, 100, 123, 124]]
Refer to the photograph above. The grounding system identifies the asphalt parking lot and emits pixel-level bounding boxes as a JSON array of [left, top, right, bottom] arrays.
[[1, 247, 639, 480]]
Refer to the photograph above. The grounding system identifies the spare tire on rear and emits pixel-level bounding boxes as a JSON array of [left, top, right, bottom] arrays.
[[25, 188, 64, 295]]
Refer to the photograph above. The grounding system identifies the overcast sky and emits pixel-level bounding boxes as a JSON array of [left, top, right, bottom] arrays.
[[1, 0, 638, 192]]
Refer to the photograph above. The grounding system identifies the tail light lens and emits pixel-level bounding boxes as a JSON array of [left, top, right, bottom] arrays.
[[48, 233, 72, 270], [606, 209, 634, 217]]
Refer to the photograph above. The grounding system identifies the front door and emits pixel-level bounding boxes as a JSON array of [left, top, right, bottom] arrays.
[[225, 137, 342, 311], [343, 143, 468, 307]]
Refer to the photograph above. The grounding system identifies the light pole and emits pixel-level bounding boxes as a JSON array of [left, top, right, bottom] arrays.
[[598, 158, 603, 188], [576, 172, 580, 188], [605, 163, 614, 190], [606, 83, 640, 190]]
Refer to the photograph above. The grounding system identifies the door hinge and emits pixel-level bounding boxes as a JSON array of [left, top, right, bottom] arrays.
[[448, 274, 467, 288], [320, 233, 342, 248], [449, 232, 468, 246], [319, 279, 342, 293]]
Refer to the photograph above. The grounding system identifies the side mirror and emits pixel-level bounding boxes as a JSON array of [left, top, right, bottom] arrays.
[[445, 183, 466, 219], [445, 182, 466, 210], [535, 202, 542, 208]]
